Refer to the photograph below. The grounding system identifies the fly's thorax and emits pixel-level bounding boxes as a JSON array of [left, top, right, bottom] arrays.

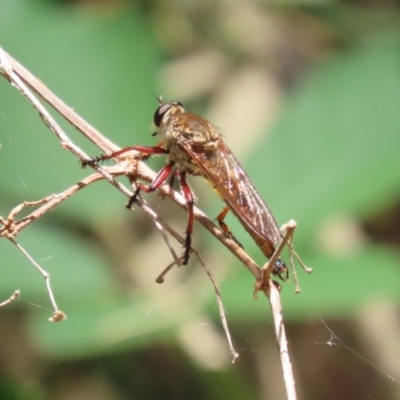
[[155, 103, 221, 174], [168, 141, 193, 165], [165, 140, 202, 176], [165, 115, 220, 176], [168, 113, 218, 141]]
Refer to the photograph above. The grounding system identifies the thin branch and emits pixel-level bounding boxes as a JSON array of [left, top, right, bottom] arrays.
[[0, 290, 20, 308], [9, 239, 66, 322], [263, 283, 296, 400], [0, 48, 117, 154], [193, 249, 239, 363], [139, 198, 239, 360], [0, 166, 127, 239], [138, 199, 182, 273]]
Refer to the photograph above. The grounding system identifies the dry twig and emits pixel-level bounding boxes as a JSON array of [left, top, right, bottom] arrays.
[[0, 290, 20, 308]]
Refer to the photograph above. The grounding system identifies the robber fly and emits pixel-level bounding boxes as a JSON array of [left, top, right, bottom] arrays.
[[84, 100, 294, 280]]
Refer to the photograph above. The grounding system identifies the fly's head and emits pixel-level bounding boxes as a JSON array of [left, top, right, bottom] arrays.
[[152, 99, 220, 169], [153, 100, 185, 138]]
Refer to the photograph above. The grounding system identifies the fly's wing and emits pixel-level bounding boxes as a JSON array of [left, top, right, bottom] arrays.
[[180, 135, 282, 247]]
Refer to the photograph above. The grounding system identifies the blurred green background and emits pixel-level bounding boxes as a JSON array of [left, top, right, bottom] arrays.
[[1, 0, 400, 399]]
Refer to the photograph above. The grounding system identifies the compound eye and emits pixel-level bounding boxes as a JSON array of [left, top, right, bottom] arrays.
[[153, 103, 172, 127]]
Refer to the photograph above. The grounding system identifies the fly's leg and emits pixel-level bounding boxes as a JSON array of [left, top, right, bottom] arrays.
[[179, 171, 195, 265], [82, 145, 168, 167], [167, 171, 180, 190], [217, 207, 287, 281], [83, 145, 171, 208], [82, 144, 172, 208], [278, 220, 313, 292], [131, 168, 194, 265], [216, 206, 244, 249], [126, 163, 174, 209], [256, 220, 313, 295]]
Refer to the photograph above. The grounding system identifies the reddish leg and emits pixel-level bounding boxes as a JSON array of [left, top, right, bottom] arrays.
[[168, 170, 180, 190], [84, 145, 197, 265], [82, 145, 168, 166], [179, 171, 195, 265], [216, 206, 243, 248], [127, 163, 174, 209]]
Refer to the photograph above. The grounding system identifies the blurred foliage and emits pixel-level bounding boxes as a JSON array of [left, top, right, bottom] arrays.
[[0, 0, 400, 399]]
